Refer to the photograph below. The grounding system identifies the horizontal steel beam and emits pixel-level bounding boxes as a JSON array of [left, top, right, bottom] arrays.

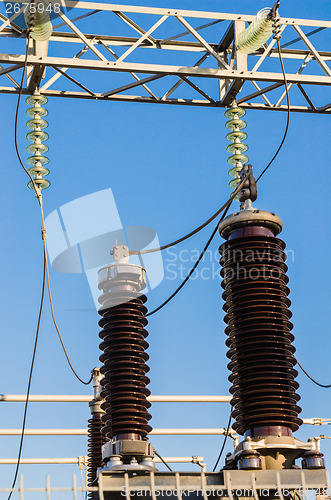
[[0, 53, 330, 86], [0, 394, 231, 402], [1, 86, 330, 113], [0, 428, 236, 435], [0, 456, 204, 464], [2, 29, 331, 62], [0, 1, 328, 28]]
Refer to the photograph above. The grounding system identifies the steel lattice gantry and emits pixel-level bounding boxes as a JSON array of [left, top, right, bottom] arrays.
[[0, 2, 330, 113]]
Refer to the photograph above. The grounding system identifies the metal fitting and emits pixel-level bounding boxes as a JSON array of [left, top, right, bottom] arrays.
[[238, 449, 262, 470], [218, 209, 283, 239], [101, 441, 156, 471], [302, 451, 325, 470], [98, 245, 146, 294], [102, 440, 154, 461], [89, 367, 104, 415]]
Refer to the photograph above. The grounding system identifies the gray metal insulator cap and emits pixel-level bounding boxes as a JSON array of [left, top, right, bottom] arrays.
[[218, 209, 283, 239]]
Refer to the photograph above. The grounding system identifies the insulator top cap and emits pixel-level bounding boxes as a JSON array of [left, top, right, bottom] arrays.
[[218, 209, 283, 240], [98, 263, 147, 292], [224, 106, 246, 119]]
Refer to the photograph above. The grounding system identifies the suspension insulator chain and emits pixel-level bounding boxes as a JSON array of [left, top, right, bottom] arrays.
[[98, 290, 152, 440], [24, 1, 53, 41], [225, 103, 249, 200], [236, 7, 274, 54], [26, 91, 50, 190]]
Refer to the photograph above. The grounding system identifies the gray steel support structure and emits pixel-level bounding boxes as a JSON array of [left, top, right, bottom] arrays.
[[0, 1, 330, 113]]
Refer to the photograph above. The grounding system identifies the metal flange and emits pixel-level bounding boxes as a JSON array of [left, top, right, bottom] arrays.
[[218, 209, 283, 239]]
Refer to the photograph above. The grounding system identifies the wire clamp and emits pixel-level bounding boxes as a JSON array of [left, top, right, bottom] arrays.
[[41, 226, 47, 240]]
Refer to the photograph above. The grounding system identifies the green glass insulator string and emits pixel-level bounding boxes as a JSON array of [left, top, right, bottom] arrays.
[[26, 92, 50, 190], [224, 104, 249, 199]]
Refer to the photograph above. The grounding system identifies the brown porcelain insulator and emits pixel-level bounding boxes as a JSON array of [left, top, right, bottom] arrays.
[[87, 413, 106, 499], [219, 232, 302, 436], [98, 290, 152, 440]]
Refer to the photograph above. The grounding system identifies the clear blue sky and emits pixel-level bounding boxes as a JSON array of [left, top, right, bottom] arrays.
[[0, 0, 330, 497]]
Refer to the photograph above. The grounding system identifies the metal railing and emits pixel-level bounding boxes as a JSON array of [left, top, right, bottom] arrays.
[[0, 394, 231, 403], [0, 456, 204, 465], [0, 474, 97, 499], [0, 395, 330, 499]]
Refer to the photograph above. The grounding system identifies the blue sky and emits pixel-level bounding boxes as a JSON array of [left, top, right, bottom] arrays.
[[0, 0, 331, 497]]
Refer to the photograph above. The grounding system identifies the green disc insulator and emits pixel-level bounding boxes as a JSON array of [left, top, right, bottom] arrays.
[[26, 94, 48, 106], [229, 178, 240, 189], [228, 166, 243, 177], [27, 178, 50, 190], [226, 131, 248, 142], [224, 106, 246, 119], [28, 165, 50, 176], [225, 118, 247, 130], [27, 154, 49, 165], [26, 143, 49, 154], [226, 142, 248, 154], [26, 130, 49, 142], [26, 106, 48, 118], [26, 118, 48, 130], [227, 153, 249, 166], [24, 8, 52, 41]]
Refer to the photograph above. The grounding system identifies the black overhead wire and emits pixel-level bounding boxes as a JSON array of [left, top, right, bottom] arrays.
[[14, 33, 92, 385], [295, 357, 331, 389], [146, 34, 291, 316], [134, 25, 290, 260], [146, 40, 290, 316], [146, 201, 233, 317], [9, 29, 93, 500], [7, 35, 44, 500], [212, 414, 232, 472], [7, 252, 46, 500], [130, 172, 250, 256], [211, 12, 296, 472], [256, 35, 290, 182]]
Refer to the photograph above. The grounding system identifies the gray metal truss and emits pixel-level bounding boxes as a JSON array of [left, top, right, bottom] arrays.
[[0, 1, 330, 113]]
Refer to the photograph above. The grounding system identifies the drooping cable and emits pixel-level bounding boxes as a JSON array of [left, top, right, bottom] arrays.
[[256, 37, 290, 182], [154, 451, 173, 472], [14, 31, 38, 193], [135, 18, 291, 316], [135, 26, 289, 259], [6, 239, 46, 500], [7, 31, 44, 500], [14, 32, 92, 386], [146, 203, 231, 317], [212, 414, 232, 472], [295, 357, 331, 389], [44, 239, 93, 385], [131, 172, 250, 256]]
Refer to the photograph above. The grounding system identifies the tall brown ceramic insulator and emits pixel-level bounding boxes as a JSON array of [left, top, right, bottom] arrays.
[[97, 245, 152, 450], [218, 210, 302, 440]]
